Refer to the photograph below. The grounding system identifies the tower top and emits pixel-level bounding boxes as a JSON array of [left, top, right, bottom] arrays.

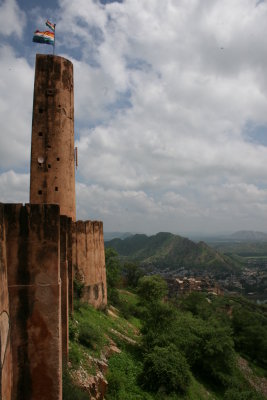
[[29, 54, 76, 220]]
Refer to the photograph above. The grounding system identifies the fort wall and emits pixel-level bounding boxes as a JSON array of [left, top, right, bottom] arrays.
[[3, 203, 62, 400], [0, 204, 12, 400], [72, 221, 107, 308], [1, 53, 107, 399], [60, 216, 72, 364]]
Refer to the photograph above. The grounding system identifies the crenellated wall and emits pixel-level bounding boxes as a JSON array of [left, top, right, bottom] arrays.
[[3, 203, 62, 400], [72, 220, 107, 308]]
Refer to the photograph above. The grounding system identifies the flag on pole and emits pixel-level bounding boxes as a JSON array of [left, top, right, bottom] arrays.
[[46, 19, 55, 32], [32, 30, 55, 45]]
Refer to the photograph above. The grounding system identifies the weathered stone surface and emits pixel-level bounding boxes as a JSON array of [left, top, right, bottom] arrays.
[[30, 54, 76, 221], [4, 203, 62, 400], [72, 220, 107, 308], [60, 216, 72, 366], [72, 366, 108, 400], [0, 203, 12, 400]]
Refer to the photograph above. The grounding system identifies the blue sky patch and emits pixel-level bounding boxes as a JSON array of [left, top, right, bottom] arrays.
[[244, 121, 267, 146]]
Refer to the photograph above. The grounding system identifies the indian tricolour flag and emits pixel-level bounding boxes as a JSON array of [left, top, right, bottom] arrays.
[[32, 30, 55, 45], [46, 19, 55, 32]]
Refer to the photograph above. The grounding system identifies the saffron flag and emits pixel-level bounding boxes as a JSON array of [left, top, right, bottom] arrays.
[[46, 19, 55, 32], [32, 30, 55, 45]]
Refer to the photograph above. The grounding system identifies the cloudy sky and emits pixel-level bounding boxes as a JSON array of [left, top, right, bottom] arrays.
[[0, 0, 267, 235]]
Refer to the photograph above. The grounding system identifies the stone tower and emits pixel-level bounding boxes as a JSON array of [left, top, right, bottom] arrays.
[[30, 54, 76, 220]]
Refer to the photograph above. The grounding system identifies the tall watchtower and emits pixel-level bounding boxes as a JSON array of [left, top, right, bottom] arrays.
[[30, 54, 76, 220]]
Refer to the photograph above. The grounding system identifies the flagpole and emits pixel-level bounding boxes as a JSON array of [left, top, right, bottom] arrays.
[[53, 24, 56, 55]]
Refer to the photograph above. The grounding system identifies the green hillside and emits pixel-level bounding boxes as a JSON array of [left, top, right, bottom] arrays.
[[105, 232, 241, 272], [64, 287, 267, 400]]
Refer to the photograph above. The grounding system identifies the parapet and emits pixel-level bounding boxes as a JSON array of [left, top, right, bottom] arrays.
[[72, 220, 107, 308]]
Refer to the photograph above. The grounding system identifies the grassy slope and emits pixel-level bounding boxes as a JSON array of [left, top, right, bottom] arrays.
[[66, 291, 267, 399], [66, 293, 227, 400]]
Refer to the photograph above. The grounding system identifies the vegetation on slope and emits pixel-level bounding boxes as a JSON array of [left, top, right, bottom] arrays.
[[209, 240, 267, 258], [64, 249, 267, 400]]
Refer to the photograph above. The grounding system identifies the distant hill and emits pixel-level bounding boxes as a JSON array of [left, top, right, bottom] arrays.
[[105, 232, 241, 272], [104, 231, 133, 241], [230, 230, 267, 241]]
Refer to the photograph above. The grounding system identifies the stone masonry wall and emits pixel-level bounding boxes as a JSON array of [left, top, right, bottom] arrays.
[[72, 221, 107, 308], [30, 55, 76, 221], [60, 216, 72, 365], [0, 204, 12, 400], [4, 203, 62, 400]]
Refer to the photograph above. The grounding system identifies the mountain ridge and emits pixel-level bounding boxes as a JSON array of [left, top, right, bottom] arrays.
[[105, 231, 241, 272]]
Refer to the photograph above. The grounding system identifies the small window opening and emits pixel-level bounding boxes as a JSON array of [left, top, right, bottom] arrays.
[[38, 190, 42, 195], [48, 164, 51, 168], [38, 132, 43, 137], [46, 89, 54, 96], [55, 186, 58, 191], [39, 108, 43, 114], [47, 145, 51, 149], [56, 157, 60, 161]]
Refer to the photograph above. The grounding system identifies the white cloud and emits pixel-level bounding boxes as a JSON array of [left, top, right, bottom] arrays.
[[0, 45, 34, 169], [1, 0, 267, 234], [59, 0, 267, 233], [0, 170, 29, 203], [0, 0, 26, 37]]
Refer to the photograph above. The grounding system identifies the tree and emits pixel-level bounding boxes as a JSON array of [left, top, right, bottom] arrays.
[[123, 262, 144, 288], [140, 344, 191, 394], [232, 308, 267, 367], [137, 275, 167, 304], [105, 248, 122, 304], [141, 301, 179, 351], [105, 248, 121, 287]]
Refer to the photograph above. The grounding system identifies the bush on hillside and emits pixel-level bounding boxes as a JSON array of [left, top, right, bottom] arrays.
[[69, 317, 79, 341], [232, 308, 267, 367], [137, 275, 167, 304], [68, 342, 83, 368], [122, 262, 144, 288], [105, 248, 122, 305], [140, 344, 191, 394], [78, 320, 103, 350], [224, 387, 265, 400]]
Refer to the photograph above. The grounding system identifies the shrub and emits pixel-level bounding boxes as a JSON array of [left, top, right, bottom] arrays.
[[137, 275, 167, 304], [224, 388, 265, 400], [123, 262, 144, 288], [78, 320, 102, 349], [108, 287, 120, 306], [232, 308, 267, 367], [106, 352, 153, 400], [69, 317, 79, 341], [68, 342, 83, 368], [140, 344, 191, 394]]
